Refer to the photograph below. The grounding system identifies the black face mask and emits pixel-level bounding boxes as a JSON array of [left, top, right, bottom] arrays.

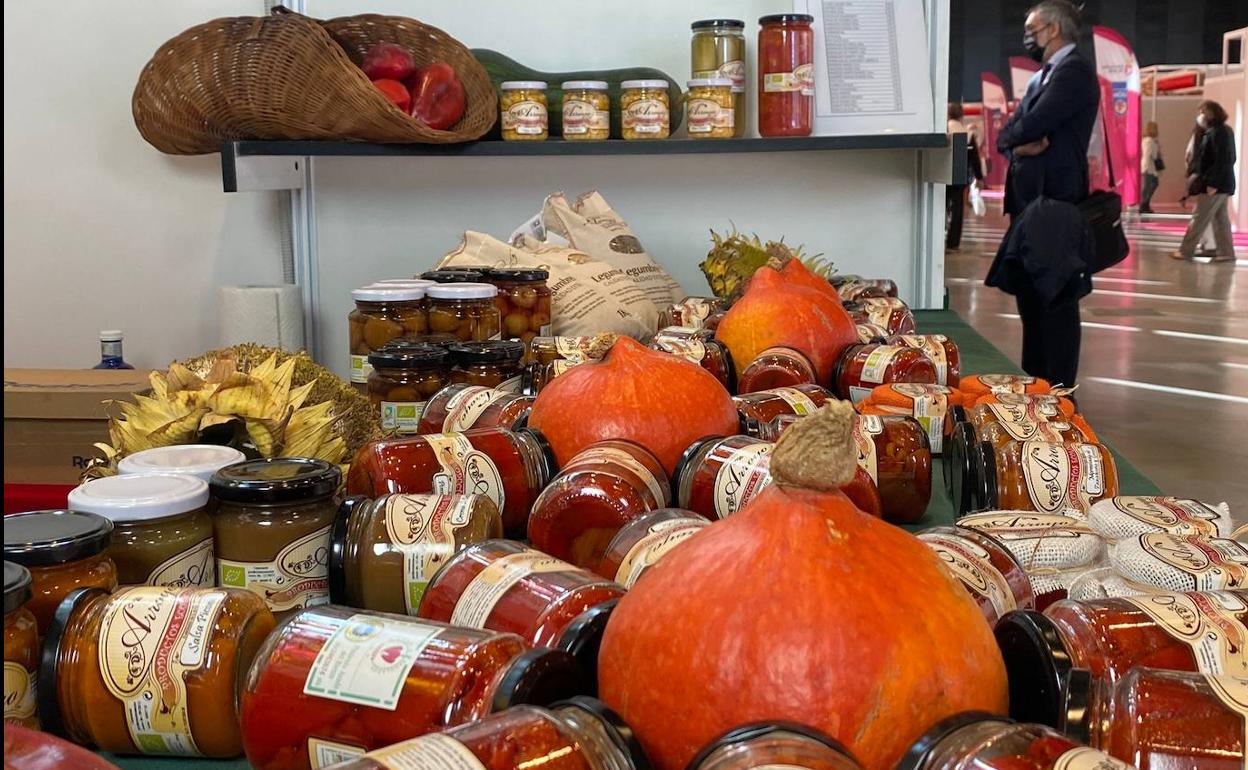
[[1023, 33, 1045, 62]]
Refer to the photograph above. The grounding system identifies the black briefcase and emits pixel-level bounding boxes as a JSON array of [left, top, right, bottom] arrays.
[[1078, 189, 1129, 273]]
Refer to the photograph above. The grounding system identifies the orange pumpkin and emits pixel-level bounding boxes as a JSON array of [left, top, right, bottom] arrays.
[[779, 258, 842, 303], [528, 336, 739, 475], [598, 403, 1009, 770]]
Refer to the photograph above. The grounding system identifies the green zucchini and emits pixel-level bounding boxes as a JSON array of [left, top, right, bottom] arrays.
[[472, 48, 685, 139]]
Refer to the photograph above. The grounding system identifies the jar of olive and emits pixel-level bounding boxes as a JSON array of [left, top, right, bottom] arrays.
[[686, 78, 735, 138], [448, 341, 526, 391], [500, 81, 549, 141], [420, 269, 485, 284], [427, 283, 501, 342], [621, 80, 670, 139], [348, 285, 429, 390], [561, 80, 610, 140], [367, 343, 452, 434], [483, 268, 552, 358]]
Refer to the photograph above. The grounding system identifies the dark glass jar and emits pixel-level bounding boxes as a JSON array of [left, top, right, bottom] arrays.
[[734, 384, 834, 435], [674, 435, 773, 520], [736, 346, 817, 393], [650, 327, 735, 391], [853, 415, 932, 524], [416, 384, 535, 435], [483, 268, 553, 357], [844, 298, 916, 336], [885, 334, 962, 387], [596, 509, 711, 587], [758, 14, 814, 137], [917, 526, 1035, 626], [690, 722, 863, 770], [895, 712, 1133, 770], [348, 285, 429, 391], [450, 341, 526, 391], [833, 343, 938, 404], [366, 342, 451, 434], [3, 510, 117, 635], [4, 562, 38, 728], [953, 437, 1120, 516]]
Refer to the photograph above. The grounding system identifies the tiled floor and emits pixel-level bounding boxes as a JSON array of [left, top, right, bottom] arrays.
[[947, 199, 1247, 508]]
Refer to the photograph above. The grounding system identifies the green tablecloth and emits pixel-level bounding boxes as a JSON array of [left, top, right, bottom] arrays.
[[98, 309, 1158, 770]]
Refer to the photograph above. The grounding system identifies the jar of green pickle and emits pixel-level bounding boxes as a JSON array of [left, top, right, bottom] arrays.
[[367, 343, 452, 434], [691, 19, 746, 137], [427, 283, 501, 342], [448, 341, 526, 391], [348, 285, 429, 390]]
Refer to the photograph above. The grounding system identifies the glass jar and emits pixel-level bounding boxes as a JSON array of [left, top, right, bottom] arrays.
[[854, 415, 932, 524], [2, 510, 117, 635], [845, 298, 917, 336], [421, 269, 486, 284], [367, 342, 451, 434], [959, 439, 1119, 515], [650, 327, 735, 391], [239, 605, 586, 770], [691, 19, 747, 138], [418, 541, 625, 652], [525, 336, 611, 393], [734, 384, 835, 434], [965, 403, 1095, 447], [322, 698, 648, 770], [691, 722, 863, 770], [1087, 496, 1234, 542], [483, 268, 553, 354], [736, 346, 817, 393], [529, 440, 672, 570], [500, 81, 548, 141], [833, 343, 938, 404], [345, 427, 557, 538], [917, 527, 1035, 626], [856, 322, 890, 343], [116, 444, 246, 483], [973, 391, 1076, 419], [449, 341, 526, 390], [686, 78, 736, 139], [427, 283, 502, 342], [210, 458, 342, 618], [956, 512, 1105, 603], [758, 14, 814, 137], [596, 509, 711, 587], [675, 435, 773, 519], [1063, 667, 1246, 770], [40, 585, 276, 757], [961, 374, 1053, 398], [67, 472, 214, 587], [4, 562, 38, 728], [348, 285, 429, 390], [417, 384, 535, 435], [993, 590, 1248, 726], [886, 335, 961, 387], [859, 383, 960, 454], [659, 297, 726, 331], [895, 712, 1132, 770], [331, 493, 503, 615], [561, 81, 611, 141], [832, 276, 899, 301], [620, 80, 670, 140]]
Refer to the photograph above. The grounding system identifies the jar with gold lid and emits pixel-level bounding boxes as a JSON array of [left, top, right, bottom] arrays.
[[686, 78, 736, 139], [500, 81, 548, 141], [561, 80, 610, 140], [621, 80, 670, 140]]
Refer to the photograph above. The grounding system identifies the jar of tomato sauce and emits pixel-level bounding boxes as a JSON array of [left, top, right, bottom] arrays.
[[691, 722, 863, 770], [734, 384, 834, 434], [994, 590, 1248, 726], [650, 327, 735, 391], [596, 509, 711, 587], [854, 415, 932, 524], [659, 297, 726, 331], [834, 344, 938, 404], [961, 374, 1053, 398], [856, 323, 890, 343], [896, 712, 1133, 770], [239, 605, 587, 770], [674, 435, 774, 519], [965, 402, 1096, 446], [758, 14, 814, 137], [885, 335, 961, 387], [958, 439, 1119, 516], [416, 384, 534, 435], [844, 298, 916, 336], [528, 440, 671, 570], [346, 427, 557, 538], [4, 562, 39, 728], [859, 383, 961, 454], [736, 346, 817, 393], [917, 527, 1035, 626]]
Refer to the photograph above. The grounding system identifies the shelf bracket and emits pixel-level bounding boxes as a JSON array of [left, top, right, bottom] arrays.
[[222, 143, 305, 193]]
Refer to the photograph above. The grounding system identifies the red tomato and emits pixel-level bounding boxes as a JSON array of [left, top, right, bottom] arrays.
[[408, 61, 466, 130], [371, 78, 411, 112]]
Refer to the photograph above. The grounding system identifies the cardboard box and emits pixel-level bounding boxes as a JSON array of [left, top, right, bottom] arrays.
[[4, 368, 153, 484]]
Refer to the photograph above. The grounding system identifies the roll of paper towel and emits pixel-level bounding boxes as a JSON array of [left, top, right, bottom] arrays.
[[219, 285, 305, 351]]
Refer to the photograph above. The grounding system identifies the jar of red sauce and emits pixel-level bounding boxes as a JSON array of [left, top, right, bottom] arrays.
[[834, 344, 938, 405], [1061, 668, 1246, 770], [690, 722, 864, 770], [649, 327, 735, 392], [674, 435, 774, 519], [993, 590, 1248, 726], [854, 415, 932, 524], [960, 374, 1053, 399], [346, 427, 557, 538], [415, 384, 534, 435], [736, 346, 817, 393], [659, 297, 726, 331], [917, 527, 1035, 626], [858, 383, 962, 454], [965, 403, 1096, 447], [856, 323, 890, 343], [885, 335, 961, 387], [960, 438, 1119, 516], [528, 440, 671, 570], [596, 509, 711, 587], [844, 298, 916, 336], [239, 605, 587, 770], [757, 14, 814, 137], [895, 712, 1134, 770], [734, 384, 834, 434], [832, 276, 898, 301]]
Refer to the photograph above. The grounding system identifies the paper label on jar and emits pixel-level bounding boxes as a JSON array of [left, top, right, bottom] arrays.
[[384, 494, 480, 613], [898, 335, 949, 385], [860, 346, 902, 384], [553, 336, 593, 359], [848, 385, 873, 404], [549, 359, 583, 378], [1110, 497, 1224, 538], [652, 329, 707, 363], [441, 387, 510, 432], [677, 300, 715, 329], [1137, 534, 1248, 591], [562, 99, 608, 134], [1051, 747, 1136, 770], [303, 613, 443, 710], [860, 298, 902, 329], [894, 383, 948, 452], [350, 353, 371, 384], [572, 445, 668, 508], [1123, 591, 1248, 677], [687, 98, 733, 133], [450, 551, 572, 628], [979, 374, 1036, 393], [1021, 441, 1104, 513], [757, 346, 816, 381], [424, 433, 507, 515], [497, 376, 523, 394], [146, 537, 215, 588], [919, 533, 1017, 620], [986, 404, 1067, 442], [502, 100, 547, 135], [382, 400, 426, 434], [763, 63, 814, 94], [616, 518, 710, 588], [765, 387, 820, 416], [309, 737, 366, 769], [853, 415, 883, 484], [369, 733, 488, 770], [623, 99, 668, 133], [98, 587, 227, 755], [217, 525, 331, 612], [3, 662, 37, 727], [713, 442, 773, 518], [695, 60, 747, 92]]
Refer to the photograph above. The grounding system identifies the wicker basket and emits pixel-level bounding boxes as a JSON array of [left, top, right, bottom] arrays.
[[132, 8, 497, 154]]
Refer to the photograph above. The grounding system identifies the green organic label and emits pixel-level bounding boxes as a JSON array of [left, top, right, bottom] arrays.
[[220, 564, 246, 587]]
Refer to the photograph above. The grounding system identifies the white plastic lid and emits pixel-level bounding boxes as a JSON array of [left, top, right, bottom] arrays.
[[501, 81, 548, 90], [621, 79, 669, 90], [117, 444, 246, 482], [352, 285, 427, 302], [427, 282, 498, 300], [374, 279, 436, 288], [687, 78, 734, 88], [562, 80, 609, 90], [68, 472, 210, 522], [100, 330, 123, 341]]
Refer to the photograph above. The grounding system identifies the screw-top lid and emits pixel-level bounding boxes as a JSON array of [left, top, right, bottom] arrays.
[[501, 80, 548, 90], [116, 444, 246, 482], [368, 341, 451, 370], [4, 562, 32, 615], [518, 427, 559, 483], [210, 458, 340, 505], [68, 472, 209, 523], [420, 269, 486, 284], [948, 422, 980, 517], [976, 440, 999, 512], [99, 330, 124, 342], [759, 13, 814, 24], [39, 587, 108, 738], [352, 285, 426, 302], [687, 78, 735, 88], [491, 648, 587, 712], [672, 436, 723, 503], [687, 722, 858, 770], [329, 496, 369, 604], [554, 696, 652, 770], [1060, 668, 1095, 743], [449, 340, 525, 364], [894, 712, 1012, 770], [3, 510, 113, 567], [561, 80, 609, 91], [692, 18, 745, 30], [374, 278, 436, 288], [483, 267, 550, 282], [555, 599, 618, 692], [621, 79, 669, 90], [942, 404, 968, 496], [993, 610, 1073, 726], [427, 282, 498, 300]]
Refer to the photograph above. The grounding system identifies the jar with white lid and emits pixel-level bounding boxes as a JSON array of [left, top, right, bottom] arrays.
[[117, 444, 246, 483], [561, 80, 610, 140], [372, 278, 436, 288], [68, 472, 215, 588], [686, 78, 735, 138], [501, 81, 549, 140], [348, 284, 430, 389], [427, 282, 502, 342], [621, 79, 670, 139]]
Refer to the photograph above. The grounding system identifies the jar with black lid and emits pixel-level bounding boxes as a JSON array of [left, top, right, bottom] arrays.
[[690, 721, 864, 770], [366, 341, 451, 434], [449, 340, 526, 391], [420, 268, 486, 284], [896, 712, 1132, 770], [691, 19, 747, 138], [483, 267, 552, 356]]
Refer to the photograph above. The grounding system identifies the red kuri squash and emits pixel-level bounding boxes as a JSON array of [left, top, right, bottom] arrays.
[[779, 257, 842, 303]]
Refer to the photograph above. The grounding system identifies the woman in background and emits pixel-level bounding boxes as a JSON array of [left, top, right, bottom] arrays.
[[946, 102, 969, 250], [1174, 100, 1237, 262], [1139, 121, 1161, 214]]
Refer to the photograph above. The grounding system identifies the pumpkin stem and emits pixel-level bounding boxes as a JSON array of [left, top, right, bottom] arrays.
[[588, 333, 620, 360], [770, 401, 857, 490]]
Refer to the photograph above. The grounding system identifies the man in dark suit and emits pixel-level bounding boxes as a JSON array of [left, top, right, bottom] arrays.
[[993, 0, 1100, 387]]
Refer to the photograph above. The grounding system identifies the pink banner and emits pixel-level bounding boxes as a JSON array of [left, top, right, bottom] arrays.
[[981, 73, 1009, 188], [1092, 26, 1141, 204], [1008, 57, 1042, 101]]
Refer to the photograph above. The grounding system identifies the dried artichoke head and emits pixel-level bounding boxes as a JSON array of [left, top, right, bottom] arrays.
[[700, 226, 817, 303]]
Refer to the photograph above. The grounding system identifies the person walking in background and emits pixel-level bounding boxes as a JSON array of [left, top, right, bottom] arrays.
[[1174, 100, 1237, 263], [1139, 121, 1161, 214], [1181, 121, 1217, 254], [947, 102, 969, 250]]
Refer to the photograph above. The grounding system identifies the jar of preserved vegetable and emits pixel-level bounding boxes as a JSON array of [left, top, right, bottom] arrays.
[[561, 81, 610, 140], [596, 509, 711, 587], [858, 383, 962, 454], [1062, 667, 1246, 770], [417, 384, 534, 435], [40, 585, 276, 757], [321, 697, 648, 770], [483, 268, 552, 353], [3, 511, 117, 635], [117, 444, 246, 483], [659, 297, 726, 330], [650, 326, 735, 391], [621, 80, 670, 140], [960, 374, 1053, 398], [1087, 495, 1234, 542], [529, 440, 671, 570], [4, 562, 38, 728], [854, 415, 932, 524], [691, 722, 864, 770], [67, 472, 214, 588], [758, 14, 814, 137], [885, 335, 961, 387], [895, 712, 1133, 770], [346, 427, 557, 538], [856, 322, 890, 343], [964, 402, 1096, 447], [675, 435, 774, 519], [428, 283, 502, 342], [917, 527, 1035, 626], [421, 268, 486, 284], [735, 384, 835, 434], [833, 343, 938, 404], [691, 19, 746, 138], [500, 81, 548, 141], [994, 590, 1248, 726], [956, 438, 1119, 515], [239, 605, 587, 770], [525, 335, 612, 393], [845, 298, 917, 336], [367, 342, 451, 434], [686, 78, 736, 139], [419, 541, 625, 655], [449, 341, 526, 390], [348, 285, 429, 390], [832, 276, 898, 301], [973, 391, 1075, 418], [736, 346, 817, 393], [210, 458, 341, 618], [330, 493, 503, 615]]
